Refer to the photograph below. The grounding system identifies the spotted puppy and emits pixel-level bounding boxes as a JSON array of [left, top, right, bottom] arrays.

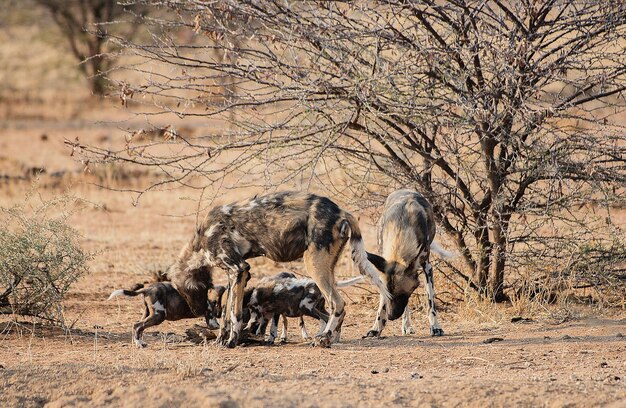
[[366, 189, 454, 338], [167, 191, 391, 348], [108, 282, 226, 348], [246, 271, 365, 344]]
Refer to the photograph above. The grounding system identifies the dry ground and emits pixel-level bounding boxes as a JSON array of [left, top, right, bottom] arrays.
[[1, 313, 625, 407], [1, 106, 625, 408]]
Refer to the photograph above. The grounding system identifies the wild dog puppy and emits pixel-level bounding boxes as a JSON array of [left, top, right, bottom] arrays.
[[167, 191, 390, 348], [365, 189, 453, 338], [247, 271, 306, 343], [107, 282, 225, 348], [246, 271, 365, 344]]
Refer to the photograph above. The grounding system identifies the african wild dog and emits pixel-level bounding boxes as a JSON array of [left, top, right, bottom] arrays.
[[246, 271, 365, 344], [167, 191, 391, 348], [365, 189, 453, 338], [107, 282, 224, 348]]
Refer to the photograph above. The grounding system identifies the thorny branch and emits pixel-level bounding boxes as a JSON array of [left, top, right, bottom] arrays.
[[73, 1, 626, 304]]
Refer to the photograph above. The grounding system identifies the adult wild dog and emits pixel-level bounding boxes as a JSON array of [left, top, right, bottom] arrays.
[[365, 189, 452, 338], [167, 191, 390, 348]]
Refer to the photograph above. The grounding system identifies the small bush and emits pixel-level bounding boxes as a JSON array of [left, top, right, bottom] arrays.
[[0, 191, 93, 325]]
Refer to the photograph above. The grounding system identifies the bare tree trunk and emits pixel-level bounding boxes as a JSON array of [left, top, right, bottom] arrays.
[[34, 0, 146, 96], [489, 223, 509, 302], [475, 220, 491, 293]]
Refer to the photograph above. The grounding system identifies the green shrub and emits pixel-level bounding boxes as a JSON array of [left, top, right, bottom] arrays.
[[0, 192, 92, 325]]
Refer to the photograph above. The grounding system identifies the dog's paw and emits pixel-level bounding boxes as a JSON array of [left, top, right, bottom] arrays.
[[206, 318, 220, 330], [215, 332, 230, 347], [134, 339, 148, 348], [363, 330, 380, 338], [225, 336, 239, 348], [402, 327, 415, 336], [430, 327, 444, 337], [280, 338, 288, 344], [312, 333, 332, 348], [313, 337, 332, 348]]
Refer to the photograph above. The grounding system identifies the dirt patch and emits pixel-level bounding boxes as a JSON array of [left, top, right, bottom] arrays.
[[1, 286, 625, 408]]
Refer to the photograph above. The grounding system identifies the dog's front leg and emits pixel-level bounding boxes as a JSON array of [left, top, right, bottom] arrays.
[[225, 261, 250, 348], [300, 317, 310, 340], [364, 293, 388, 338], [216, 284, 231, 345], [316, 319, 326, 337], [401, 305, 415, 335], [279, 314, 288, 343], [244, 308, 259, 332], [424, 261, 444, 336], [266, 313, 279, 345], [204, 306, 220, 330]]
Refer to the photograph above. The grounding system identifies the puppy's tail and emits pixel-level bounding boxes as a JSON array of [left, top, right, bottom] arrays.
[[336, 276, 365, 288], [430, 241, 457, 260], [341, 213, 391, 300], [107, 285, 145, 301]]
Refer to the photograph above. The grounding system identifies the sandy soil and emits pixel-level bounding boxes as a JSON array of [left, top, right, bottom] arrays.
[[1, 301, 625, 407]]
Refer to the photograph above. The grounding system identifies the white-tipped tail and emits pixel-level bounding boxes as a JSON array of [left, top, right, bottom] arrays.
[[107, 289, 125, 301], [350, 239, 392, 300], [430, 241, 457, 260], [336, 275, 365, 288]]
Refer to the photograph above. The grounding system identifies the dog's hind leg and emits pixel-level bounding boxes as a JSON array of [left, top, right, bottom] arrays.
[[142, 303, 149, 320], [132, 310, 165, 348], [303, 247, 345, 348]]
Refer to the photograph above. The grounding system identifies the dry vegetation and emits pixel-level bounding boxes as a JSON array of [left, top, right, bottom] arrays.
[[74, 0, 626, 302], [0, 2, 625, 407]]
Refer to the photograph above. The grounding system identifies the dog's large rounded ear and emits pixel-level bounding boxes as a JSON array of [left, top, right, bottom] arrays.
[[366, 252, 387, 273], [405, 258, 417, 275]]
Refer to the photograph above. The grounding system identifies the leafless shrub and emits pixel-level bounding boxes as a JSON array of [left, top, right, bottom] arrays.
[[71, 1, 626, 302], [0, 190, 93, 326]]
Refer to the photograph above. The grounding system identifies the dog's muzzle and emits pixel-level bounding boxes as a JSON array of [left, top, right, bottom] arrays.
[[388, 294, 410, 321]]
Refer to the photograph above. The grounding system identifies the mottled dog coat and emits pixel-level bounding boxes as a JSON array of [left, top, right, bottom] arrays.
[[107, 282, 222, 348], [167, 191, 390, 348], [246, 271, 364, 343], [365, 189, 450, 337]]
